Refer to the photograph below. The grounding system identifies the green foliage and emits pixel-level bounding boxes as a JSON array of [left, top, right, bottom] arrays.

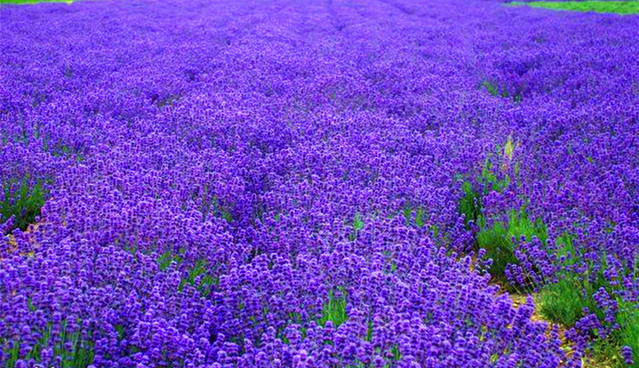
[[459, 154, 512, 230], [415, 207, 425, 228], [511, 1, 639, 15], [616, 301, 639, 367], [353, 213, 364, 231], [504, 138, 515, 160], [482, 80, 501, 97], [555, 232, 577, 267], [198, 187, 233, 223], [2, 321, 94, 368], [481, 80, 523, 102], [477, 208, 547, 280], [156, 252, 216, 297], [476, 217, 519, 280], [590, 302, 639, 368], [1, 179, 46, 233], [178, 259, 216, 296], [579, 298, 639, 368], [157, 250, 184, 271], [459, 181, 481, 229], [397, 204, 447, 246], [221, 209, 233, 223], [349, 213, 364, 241], [459, 148, 545, 282], [402, 206, 412, 226], [319, 289, 348, 328], [537, 246, 639, 367], [41, 137, 84, 162], [391, 345, 401, 361], [480, 159, 511, 193], [535, 235, 584, 325], [402, 205, 426, 228], [366, 319, 374, 342], [538, 245, 612, 326], [49, 145, 84, 162], [537, 275, 590, 326]]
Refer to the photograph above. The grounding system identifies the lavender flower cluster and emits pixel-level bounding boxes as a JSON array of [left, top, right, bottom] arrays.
[[1, 0, 637, 367]]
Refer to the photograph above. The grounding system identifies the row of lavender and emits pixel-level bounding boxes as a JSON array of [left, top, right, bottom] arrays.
[[1, 0, 638, 366]]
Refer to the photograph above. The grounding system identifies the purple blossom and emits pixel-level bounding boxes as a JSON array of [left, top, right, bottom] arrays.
[[1, 0, 638, 367]]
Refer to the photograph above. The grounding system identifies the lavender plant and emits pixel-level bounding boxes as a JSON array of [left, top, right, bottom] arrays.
[[1, 0, 638, 366]]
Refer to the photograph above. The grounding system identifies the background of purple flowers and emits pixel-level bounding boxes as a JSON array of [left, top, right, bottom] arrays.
[[1, 0, 638, 367]]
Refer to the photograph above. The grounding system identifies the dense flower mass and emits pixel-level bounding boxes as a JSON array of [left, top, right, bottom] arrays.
[[1, 0, 638, 367]]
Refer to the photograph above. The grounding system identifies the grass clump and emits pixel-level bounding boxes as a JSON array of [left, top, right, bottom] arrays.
[[319, 289, 348, 328], [539, 279, 639, 366], [1, 179, 46, 233], [616, 301, 639, 366], [459, 181, 482, 230], [459, 139, 546, 282], [476, 208, 547, 280], [537, 241, 639, 367], [511, 1, 639, 15], [537, 275, 596, 326], [537, 236, 611, 326], [536, 234, 584, 325]]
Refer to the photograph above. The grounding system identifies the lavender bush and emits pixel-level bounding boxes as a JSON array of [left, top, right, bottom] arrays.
[[1, 0, 638, 366]]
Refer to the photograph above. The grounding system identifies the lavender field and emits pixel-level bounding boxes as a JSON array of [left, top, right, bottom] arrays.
[[1, 0, 638, 367]]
